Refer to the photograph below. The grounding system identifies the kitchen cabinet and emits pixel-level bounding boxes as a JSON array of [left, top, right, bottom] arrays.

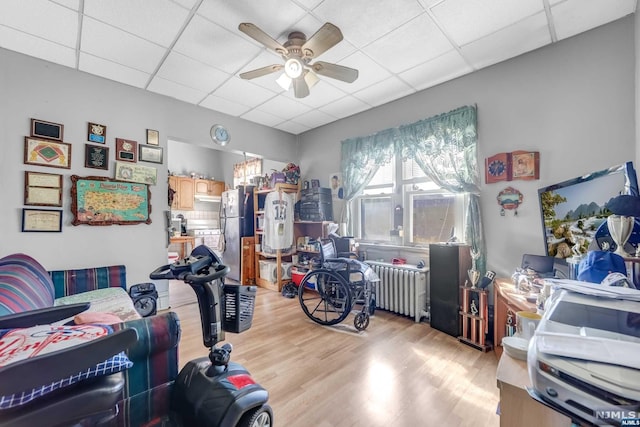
[[169, 176, 194, 211], [195, 179, 224, 197], [253, 183, 299, 292]]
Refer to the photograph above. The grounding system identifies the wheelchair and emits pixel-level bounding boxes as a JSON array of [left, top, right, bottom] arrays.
[[297, 238, 379, 331]]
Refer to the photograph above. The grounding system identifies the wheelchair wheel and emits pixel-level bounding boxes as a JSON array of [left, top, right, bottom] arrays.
[[298, 269, 352, 326], [354, 311, 370, 331]]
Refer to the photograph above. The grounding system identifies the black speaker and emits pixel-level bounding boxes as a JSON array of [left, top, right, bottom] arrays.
[[429, 244, 471, 337], [129, 283, 158, 317]]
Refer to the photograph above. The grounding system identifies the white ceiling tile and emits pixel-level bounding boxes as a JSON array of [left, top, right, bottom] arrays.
[[147, 75, 208, 104], [51, 0, 80, 11], [353, 76, 415, 107], [257, 95, 313, 120], [0, 25, 76, 68], [324, 51, 392, 93], [291, 109, 338, 128], [293, 0, 324, 10], [84, 0, 189, 47], [399, 50, 472, 91], [199, 94, 252, 116], [281, 80, 347, 108], [215, 77, 278, 106], [241, 108, 285, 127], [79, 52, 150, 88], [363, 13, 454, 74], [197, 0, 307, 37], [318, 95, 371, 119], [0, 0, 78, 47], [173, 14, 262, 74], [171, 0, 199, 10], [431, 0, 544, 46], [156, 51, 231, 92], [551, 0, 636, 41], [313, 0, 426, 48], [460, 12, 551, 69], [81, 17, 167, 73], [273, 120, 311, 135]]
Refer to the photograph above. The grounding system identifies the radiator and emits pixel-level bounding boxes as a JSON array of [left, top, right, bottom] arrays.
[[365, 261, 429, 322]]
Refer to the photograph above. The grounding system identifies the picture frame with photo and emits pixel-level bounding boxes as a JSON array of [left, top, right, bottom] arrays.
[[24, 136, 72, 169], [139, 145, 163, 164]]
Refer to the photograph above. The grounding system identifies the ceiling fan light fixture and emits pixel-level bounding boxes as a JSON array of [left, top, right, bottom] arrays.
[[276, 73, 292, 91], [284, 58, 304, 79]]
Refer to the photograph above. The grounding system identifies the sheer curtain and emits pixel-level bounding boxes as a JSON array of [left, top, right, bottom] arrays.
[[340, 105, 485, 273]]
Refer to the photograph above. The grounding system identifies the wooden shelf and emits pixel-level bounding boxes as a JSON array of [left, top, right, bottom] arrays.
[[458, 286, 492, 352]]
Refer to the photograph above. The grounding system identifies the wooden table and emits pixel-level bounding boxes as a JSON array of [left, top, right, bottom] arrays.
[[170, 236, 195, 259], [494, 277, 537, 356], [496, 352, 572, 426]]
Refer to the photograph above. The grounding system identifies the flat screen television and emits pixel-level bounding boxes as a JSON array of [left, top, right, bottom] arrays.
[[537, 161, 639, 259]]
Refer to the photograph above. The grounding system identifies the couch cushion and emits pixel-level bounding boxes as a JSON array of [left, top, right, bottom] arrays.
[[0, 323, 133, 409], [49, 265, 127, 298], [54, 287, 141, 322], [0, 254, 55, 316]]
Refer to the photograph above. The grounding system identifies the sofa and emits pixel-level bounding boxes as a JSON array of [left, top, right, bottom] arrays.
[[0, 253, 181, 426]]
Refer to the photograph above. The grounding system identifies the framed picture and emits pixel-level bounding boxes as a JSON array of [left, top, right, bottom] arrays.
[[329, 173, 344, 199], [311, 179, 320, 188], [114, 161, 157, 185], [139, 145, 163, 164], [88, 122, 107, 144], [31, 118, 63, 141], [85, 144, 109, 170], [115, 138, 137, 162], [485, 152, 511, 184], [70, 175, 151, 226], [147, 129, 159, 146], [24, 171, 63, 207], [24, 136, 72, 169], [512, 151, 540, 180], [21, 208, 62, 232]]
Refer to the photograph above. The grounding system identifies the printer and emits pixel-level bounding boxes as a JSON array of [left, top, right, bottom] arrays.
[[527, 282, 640, 426]]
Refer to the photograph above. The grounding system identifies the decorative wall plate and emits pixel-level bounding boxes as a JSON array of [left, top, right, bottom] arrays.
[[497, 186, 523, 216], [485, 152, 511, 183]]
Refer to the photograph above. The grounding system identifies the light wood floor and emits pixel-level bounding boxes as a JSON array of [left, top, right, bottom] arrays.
[[163, 280, 500, 427]]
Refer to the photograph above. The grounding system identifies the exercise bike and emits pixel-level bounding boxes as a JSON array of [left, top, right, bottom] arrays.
[[149, 245, 273, 427]]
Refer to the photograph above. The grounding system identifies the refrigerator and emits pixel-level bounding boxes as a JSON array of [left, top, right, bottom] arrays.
[[221, 185, 255, 282]]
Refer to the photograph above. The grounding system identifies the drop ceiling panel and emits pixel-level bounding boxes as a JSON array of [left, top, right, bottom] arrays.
[[215, 77, 278, 106], [51, 0, 80, 11], [274, 120, 311, 134], [431, 0, 544, 46], [291, 109, 338, 128], [241, 108, 286, 127], [399, 50, 472, 91], [79, 52, 150, 88], [148, 75, 208, 104], [318, 95, 371, 119], [156, 51, 230, 92], [83, 0, 190, 47], [0, 0, 78, 47], [281, 80, 347, 109], [173, 14, 261, 74], [353, 76, 415, 107], [312, 0, 427, 48], [325, 51, 392, 93], [551, 0, 637, 41], [256, 94, 313, 120], [199, 94, 253, 116], [363, 13, 455, 74], [81, 17, 167, 73], [0, 25, 76, 68]]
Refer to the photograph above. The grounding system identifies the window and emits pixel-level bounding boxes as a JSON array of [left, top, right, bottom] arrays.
[[354, 157, 466, 246]]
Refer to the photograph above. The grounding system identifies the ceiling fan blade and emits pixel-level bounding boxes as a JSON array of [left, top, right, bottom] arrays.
[[292, 77, 310, 98], [239, 64, 283, 80], [301, 23, 343, 59], [238, 23, 288, 56], [311, 61, 358, 83]]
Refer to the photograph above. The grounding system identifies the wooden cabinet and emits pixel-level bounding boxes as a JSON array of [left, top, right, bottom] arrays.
[[169, 176, 194, 211], [459, 286, 492, 351], [253, 183, 299, 291], [293, 221, 330, 267], [195, 179, 224, 197], [494, 277, 536, 356]]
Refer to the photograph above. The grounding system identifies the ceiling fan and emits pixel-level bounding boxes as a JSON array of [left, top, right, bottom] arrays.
[[238, 22, 358, 98]]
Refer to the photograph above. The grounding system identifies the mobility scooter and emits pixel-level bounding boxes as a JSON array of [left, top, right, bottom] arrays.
[[149, 244, 273, 427]]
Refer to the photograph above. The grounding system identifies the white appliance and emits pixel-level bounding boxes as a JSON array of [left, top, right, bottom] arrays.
[[220, 186, 255, 282], [528, 284, 640, 426]]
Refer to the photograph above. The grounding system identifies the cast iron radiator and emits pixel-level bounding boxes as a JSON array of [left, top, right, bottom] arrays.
[[365, 261, 429, 323]]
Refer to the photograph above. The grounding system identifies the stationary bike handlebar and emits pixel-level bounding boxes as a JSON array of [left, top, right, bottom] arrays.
[[149, 258, 230, 284]]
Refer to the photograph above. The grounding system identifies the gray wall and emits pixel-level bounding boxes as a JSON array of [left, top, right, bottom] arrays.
[[0, 47, 296, 285], [299, 16, 636, 277]]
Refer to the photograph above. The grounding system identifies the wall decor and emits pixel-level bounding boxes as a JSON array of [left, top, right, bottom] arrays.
[[70, 175, 151, 226], [88, 122, 107, 144], [139, 145, 163, 164], [115, 138, 137, 162], [31, 118, 63, 141], [22, 208, 62, 232], [311, 179, 320, 188], [485, 152, 511, 184], [114, 161, 157, 185], [146, 129, 159, 146], [85, 144, 109, 170], [497, 186, 523, 216], [24, 136, 72, 169], [24, 171, 63, 207], [511, 150, 540, 180]]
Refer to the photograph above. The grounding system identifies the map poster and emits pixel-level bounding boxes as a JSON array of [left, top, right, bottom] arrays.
[[70, 175, 151, 226]]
